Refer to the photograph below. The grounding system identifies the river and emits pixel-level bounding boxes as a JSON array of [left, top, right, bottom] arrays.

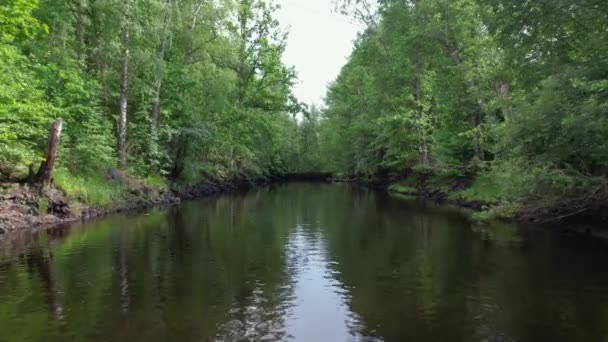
[[1, 183, 608, 341]]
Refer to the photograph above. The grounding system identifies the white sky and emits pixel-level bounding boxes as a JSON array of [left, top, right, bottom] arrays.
[[276, 0, 364, 107]]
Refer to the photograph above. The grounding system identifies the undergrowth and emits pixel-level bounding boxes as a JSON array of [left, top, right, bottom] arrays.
[[54, 169, 126, 208]]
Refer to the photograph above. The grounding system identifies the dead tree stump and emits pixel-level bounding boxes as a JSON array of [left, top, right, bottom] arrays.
[[35, 119, 63, 185]]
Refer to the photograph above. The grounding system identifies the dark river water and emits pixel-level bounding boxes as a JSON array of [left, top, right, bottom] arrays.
[[1, 183, 608, 342]]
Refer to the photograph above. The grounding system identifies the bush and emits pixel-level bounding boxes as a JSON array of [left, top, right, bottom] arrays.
[[466, 158, 605, 220], [145, 174, 169, 189], [459, 173, 503, 202]]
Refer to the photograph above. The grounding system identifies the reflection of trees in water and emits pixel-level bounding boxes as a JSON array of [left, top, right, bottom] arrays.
[[316, 187, 608, 341], [317, 187, 487, 340], [2, 185, 608, 341], [0, 228, 71, 321], [208, 189, 297, 341], [0, 227, 77, 340], [25, 245, 64, 320], [119, 233, 130, 313]]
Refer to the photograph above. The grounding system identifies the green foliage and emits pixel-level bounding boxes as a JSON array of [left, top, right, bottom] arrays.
[[1, 0, 305, 193], [497, 73, 608, 175], [145, 174, 168, 189], [320, 0, 608, 219], [0, 0, 47, 43], [458, 173, 502, 202], [0, 0, 116, 171], [3, 0, 607, 221], [0, 32, 51, 165]]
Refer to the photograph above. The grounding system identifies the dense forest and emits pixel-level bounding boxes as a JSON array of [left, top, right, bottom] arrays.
[[1, 0, 310, 185], [1, 0, 607, 221], [317, 0, 608, 220]]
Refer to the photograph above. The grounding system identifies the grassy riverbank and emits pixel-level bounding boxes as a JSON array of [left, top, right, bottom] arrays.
[[0, 168, 337, 233], [385, 170, 608, 224], [0, 169, 271, 233]]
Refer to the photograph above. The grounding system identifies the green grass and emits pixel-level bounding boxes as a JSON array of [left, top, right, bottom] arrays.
[[145, 174, 169, 189], [54, 170, 126, 208], [457, 174, 502, 202], [388, 184, 418, 195]]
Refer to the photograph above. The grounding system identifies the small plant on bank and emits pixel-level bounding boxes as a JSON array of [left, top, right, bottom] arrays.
[[37, 197, 49, 216]]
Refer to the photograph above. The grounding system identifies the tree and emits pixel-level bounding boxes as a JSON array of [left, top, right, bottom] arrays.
[[0, 0, 52, 174], [321, 0, 608, 218], [1, 0, 304, 183]]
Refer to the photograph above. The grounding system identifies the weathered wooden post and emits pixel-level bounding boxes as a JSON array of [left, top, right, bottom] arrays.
[[36, 119, 63, 185]]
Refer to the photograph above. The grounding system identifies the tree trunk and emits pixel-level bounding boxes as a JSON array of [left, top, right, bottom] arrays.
[[35, 119, 63, 185], [150, 32, 168, 129], [414, 48, 429, 166], [76, 12, 86, 59], [28, 248, 63, 320], [172, 136, 186, 178], [410, 0, 429, 166], [119, 236, 130, 313], [150, 0, 172, 129], [117, 20, 130, 168], [497, 80, 512, 121], [150, 81, 162, 127]]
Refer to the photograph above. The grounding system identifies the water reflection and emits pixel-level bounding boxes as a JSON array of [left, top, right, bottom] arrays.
[[1, 183, 608, 341]]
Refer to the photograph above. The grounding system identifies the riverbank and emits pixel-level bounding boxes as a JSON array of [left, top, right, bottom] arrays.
[[338, 172, 608, 226], [3, 169, 604, 233], [0, 172, 274, 233], [0, 169, 338, 233]]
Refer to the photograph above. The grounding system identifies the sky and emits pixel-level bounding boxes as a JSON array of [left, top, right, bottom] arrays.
[[275, 0, 364, 107]]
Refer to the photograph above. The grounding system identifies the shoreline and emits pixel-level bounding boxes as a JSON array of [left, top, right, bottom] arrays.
[[0, 173, 335, 234], [2, 173, 605, 236], [0, 177, 273, 234], [339, 176, 608, 229]]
